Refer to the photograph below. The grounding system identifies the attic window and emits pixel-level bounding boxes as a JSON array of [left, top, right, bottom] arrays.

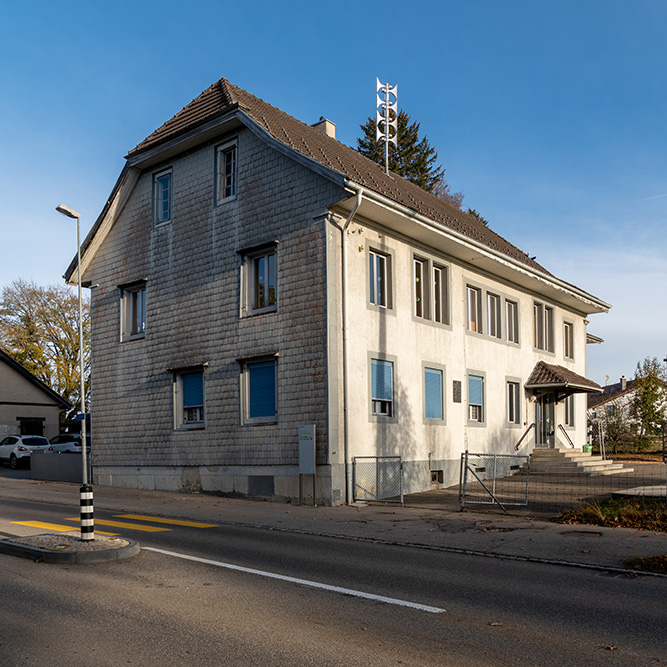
[[153, 170, 172, 225], [216, 140, 237, 203]]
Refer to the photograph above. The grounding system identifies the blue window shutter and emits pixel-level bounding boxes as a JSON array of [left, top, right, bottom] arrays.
[[249, 361, 276, 419], [424, 368, 442, 419], [371, 359, 393, 401], [469, 375, 483, 405], [182, 372, 203, 408]]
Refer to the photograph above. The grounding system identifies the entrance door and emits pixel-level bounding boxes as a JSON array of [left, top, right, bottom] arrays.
[[535, 393, 555, 447]]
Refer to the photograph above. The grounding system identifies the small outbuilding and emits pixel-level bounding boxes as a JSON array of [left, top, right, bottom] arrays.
[[0, 349, 71, 440]]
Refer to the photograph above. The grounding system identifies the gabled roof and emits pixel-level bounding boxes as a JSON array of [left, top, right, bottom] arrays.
[[127, 77, 550, 275], [525, 361, 601, 394], [0, 348, 71, 408], [587, 379, 638, 410]]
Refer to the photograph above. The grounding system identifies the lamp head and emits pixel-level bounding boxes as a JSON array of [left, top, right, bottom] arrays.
[[56, 204, 81, 219]]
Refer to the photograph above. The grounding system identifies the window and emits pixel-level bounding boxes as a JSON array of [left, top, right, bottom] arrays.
[[467, 286, 482, 333], [154, 170, 171, 224], [564, 322, 574, 359], [414, 258, 428, 319], [507, 381, 521, 424], [174, 369, 205, 429], [120, 282, 146, 341], [371, 358, 393, 417], [468, 374, 484, 423], [242, 246, 277, 314], [506, 300, 519, 344], [216, 142, 237, 202], [533, 302, 554, 351], [564, 394, 575, 427], [424, 367, 443, 420], [487, 293, 501, 339], [369, 249, 390, 308], [242, 359, 277, 424], [433, 264, 449, 325]]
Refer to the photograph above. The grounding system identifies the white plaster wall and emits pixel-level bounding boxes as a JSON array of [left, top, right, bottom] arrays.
[[340, 217, 592, 492]]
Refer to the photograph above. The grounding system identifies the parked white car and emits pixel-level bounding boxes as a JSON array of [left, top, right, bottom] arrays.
[[47, 434, 91, 454], [0, 435, 50, 469]]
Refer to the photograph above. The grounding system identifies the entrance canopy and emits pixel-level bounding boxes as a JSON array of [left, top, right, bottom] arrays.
[[525, 361, 601, 398]]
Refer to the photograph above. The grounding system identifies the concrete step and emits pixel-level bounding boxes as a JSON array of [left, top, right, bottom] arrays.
[[528, 448, 633, 477]]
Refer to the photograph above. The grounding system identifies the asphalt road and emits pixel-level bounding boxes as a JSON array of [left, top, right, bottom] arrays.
[[1, 496, 667, 665]]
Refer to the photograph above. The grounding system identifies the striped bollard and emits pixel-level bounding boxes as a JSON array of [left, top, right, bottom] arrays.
[[80, 484, 94, 541]]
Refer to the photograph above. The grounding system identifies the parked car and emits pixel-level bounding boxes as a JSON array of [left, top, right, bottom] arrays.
[[47, 433, 91, 454], [0, 435, 50, 469]]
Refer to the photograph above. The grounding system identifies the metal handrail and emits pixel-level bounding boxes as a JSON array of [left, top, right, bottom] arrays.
[[557, 424, 575, 449], [514, 423, 535, 451]]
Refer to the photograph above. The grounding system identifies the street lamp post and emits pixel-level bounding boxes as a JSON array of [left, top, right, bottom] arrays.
[[56, 204, 94, 541]]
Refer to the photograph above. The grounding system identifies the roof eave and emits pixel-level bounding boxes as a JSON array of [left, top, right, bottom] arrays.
[[338, 183, 611, 316]]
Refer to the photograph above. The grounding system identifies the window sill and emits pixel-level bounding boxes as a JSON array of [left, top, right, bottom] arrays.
[[121, 333, 146, 343], [175, 424, 205, 431]]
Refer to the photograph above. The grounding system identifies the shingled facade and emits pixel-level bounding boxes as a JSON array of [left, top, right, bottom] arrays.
[[66, 77, 610, 504]]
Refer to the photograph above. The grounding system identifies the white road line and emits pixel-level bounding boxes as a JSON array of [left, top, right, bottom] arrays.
[[143, 546, 445, 614]]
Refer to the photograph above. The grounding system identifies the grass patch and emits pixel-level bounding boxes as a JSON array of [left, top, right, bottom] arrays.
[[559, 496, 667, 532]]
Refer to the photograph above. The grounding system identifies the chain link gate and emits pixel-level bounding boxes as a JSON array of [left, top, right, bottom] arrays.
[[459, 452, 529, 513], [353, 456, 403, 505]]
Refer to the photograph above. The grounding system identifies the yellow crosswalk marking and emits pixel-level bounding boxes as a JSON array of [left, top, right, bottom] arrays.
[[64, 518, 170, 532], [115, 514, 217, 528], [12, 521, 119, 536]]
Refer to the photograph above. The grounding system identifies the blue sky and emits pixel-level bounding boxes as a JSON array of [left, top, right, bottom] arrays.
[[1, 0, 666, 385]]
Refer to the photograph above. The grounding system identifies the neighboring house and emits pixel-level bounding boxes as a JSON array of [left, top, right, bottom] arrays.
[[65, 76, 609, 504], [587, 376, 638, 423], [0, 349, 71, 440]]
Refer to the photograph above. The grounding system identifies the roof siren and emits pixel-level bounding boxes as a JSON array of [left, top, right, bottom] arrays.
[[376, 78, 398, 175]]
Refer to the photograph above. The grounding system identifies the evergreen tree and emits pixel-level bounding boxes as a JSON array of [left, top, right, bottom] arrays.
[[357, 109, 463, 208]]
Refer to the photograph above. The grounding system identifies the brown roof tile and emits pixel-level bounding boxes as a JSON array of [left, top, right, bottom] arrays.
[[129, 77, 551, 274], [525, 361, 601, 393]]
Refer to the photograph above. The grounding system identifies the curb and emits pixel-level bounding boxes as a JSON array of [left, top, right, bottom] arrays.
[[0, 537, 141, 564]]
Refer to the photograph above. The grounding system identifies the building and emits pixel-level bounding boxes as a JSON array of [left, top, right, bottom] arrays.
[[65, 76, 609, 504], [0, 349, 70, 439]]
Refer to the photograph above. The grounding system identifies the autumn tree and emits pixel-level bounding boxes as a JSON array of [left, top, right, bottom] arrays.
[[0, 279, 90, 416], [357, 109, 464, 208], [632, 356, 667, 439]]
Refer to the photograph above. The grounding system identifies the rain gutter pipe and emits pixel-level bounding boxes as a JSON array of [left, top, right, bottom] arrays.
[[338, 189, 363, 505]]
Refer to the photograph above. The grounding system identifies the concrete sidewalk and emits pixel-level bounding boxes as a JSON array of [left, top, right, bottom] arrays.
[[1, 476, 666, 572]]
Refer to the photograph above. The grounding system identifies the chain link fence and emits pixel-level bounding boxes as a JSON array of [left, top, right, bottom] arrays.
[[459, 452, 529, 512], [353, 456, 403, 505]]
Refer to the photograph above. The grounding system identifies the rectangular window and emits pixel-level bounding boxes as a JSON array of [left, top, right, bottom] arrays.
[[369, 250, 390, 308], [468, 374, 484, 423], [154, 170, 171, 224], [174, 369, 205, 429], [533, 302, 554, 351], [371, 358, 393, 417], [424, 367, 443, 420], [564, 394, 575, 427], [564, 322, 574, 359], [242, 359, 277, 424], [487, 293, 501, 338], [467, 286, 482, 333], [242, 246, 277, 315], [433, 264, 449, 325], [217, 142, 237, 202], [414, 258, 428, 319], [506, 300, 519, 344], [120, 282, 146, 341], [507, 381, 521, 424]]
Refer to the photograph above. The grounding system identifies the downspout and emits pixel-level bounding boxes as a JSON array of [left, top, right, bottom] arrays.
[[338, 189, 363, 504]]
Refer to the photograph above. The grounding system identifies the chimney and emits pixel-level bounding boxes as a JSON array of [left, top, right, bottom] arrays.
[[621, 376, 627, 391], [311, 117, 336, 139]]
